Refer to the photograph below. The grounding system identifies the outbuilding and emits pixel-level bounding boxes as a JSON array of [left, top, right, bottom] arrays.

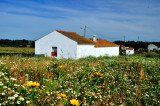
[[35, 30, 119, 59], [147, 44, 158, 51], [126, 47, 134, 54]]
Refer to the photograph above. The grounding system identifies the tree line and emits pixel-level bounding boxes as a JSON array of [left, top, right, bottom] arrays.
[[0, 39, 160, 50], [0, 39, 35, 47], [113, 40, 160, 50]]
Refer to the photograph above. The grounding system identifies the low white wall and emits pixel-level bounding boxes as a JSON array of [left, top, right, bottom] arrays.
[[76, 45, 119, 59], [35, 31, 77, 59], [94, 46, 119, 57]]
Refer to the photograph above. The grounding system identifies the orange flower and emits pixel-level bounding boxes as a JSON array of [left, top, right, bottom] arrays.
[[23, 83, 28, 86], [95, 72, 103, 77], [38, 99, 40, 102]]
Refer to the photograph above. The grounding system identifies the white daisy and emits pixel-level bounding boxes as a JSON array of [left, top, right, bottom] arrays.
[[17, 101, 20, 104], [20, 97, 24, 101], [14, 94, 18, 98]]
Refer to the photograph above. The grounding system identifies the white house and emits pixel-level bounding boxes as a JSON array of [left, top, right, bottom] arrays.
[[147, 44, 158, 51], [35, 30, 119, 59], [126, 47, 134, 55]]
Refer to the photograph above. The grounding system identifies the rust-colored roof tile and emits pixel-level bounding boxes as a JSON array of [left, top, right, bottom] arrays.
[[126, 47, 134, 50], [56, 30, 118, 47], [56, 30, 95, 44], [95, 39, 118, 47]]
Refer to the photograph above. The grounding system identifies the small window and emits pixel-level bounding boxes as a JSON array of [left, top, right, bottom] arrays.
[[51, 47, 57, 57]]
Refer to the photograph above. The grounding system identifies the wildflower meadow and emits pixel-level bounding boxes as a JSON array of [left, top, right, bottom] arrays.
[[0, 54, 160, 105]]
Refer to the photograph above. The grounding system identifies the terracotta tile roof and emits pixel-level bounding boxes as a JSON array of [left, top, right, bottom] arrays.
[[56, 30, 95, 44], [94, 39, 118, 47], [126, 47, 134, 50], [56, 30, 118, 47]]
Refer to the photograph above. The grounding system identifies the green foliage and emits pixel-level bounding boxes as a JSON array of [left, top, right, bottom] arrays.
[[0, 39, 35, 47]]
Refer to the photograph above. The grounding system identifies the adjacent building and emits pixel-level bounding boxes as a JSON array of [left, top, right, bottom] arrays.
[[120, 45, 134, 55], [126, 47, 134, 54]]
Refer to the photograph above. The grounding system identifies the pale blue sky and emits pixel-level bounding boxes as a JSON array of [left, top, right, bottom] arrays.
[[0, 0, 160, 41]]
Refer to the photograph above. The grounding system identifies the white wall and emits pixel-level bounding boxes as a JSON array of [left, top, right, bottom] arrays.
[[35, 31, 77, 59], [126, 49, 134, 54], [76, 44, 119, 59], [94, 46, 119, 57], [76, 44, 95, 58]]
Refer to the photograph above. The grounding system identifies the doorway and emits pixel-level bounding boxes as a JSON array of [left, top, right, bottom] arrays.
[[51, 47, 57, 57]]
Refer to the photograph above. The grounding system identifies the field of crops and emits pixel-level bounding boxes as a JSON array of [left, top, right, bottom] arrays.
[[0, 54, 160, 105], [0, 47, 34, 53]]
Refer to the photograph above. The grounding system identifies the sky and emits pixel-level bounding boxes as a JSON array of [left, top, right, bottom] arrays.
[[0, 0, 160, 41]]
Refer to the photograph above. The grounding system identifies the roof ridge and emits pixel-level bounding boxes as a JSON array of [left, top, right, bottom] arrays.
[[56, 30, 76, 33]]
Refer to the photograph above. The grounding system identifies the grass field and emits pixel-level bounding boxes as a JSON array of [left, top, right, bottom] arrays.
[[0, 49, 160, 105], [0, 47, 35, 53]]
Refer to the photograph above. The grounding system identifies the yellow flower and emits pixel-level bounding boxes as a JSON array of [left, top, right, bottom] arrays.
[[32, 82, 40, 87], [60, 93, 67, 98], [88, 64, 91, 66], [23, 81, 40, 87], [23, 83, 28, 86], [27, 81, 33, 86], [95, 72, 103, 77], [36, 83, 40, 87], [70, 99, 79, 106], [58, 65, 63, 68], [32, 82, 37, 86], [34, 89, 37, 92]]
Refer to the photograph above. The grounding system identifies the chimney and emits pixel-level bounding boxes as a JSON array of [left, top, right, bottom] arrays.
[[93, 35, 97, 42]]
